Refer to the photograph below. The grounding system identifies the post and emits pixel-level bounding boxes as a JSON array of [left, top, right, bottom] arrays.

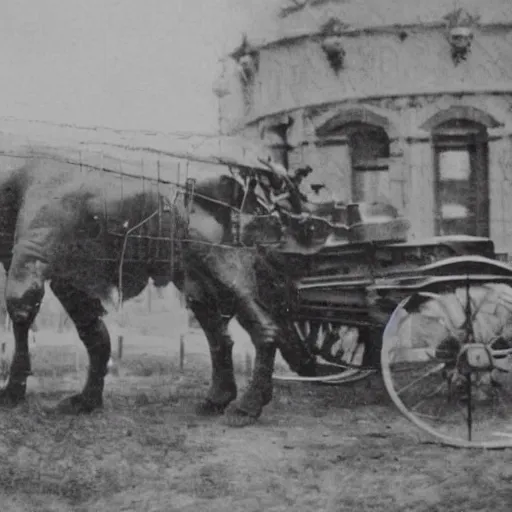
[[1, 342, 5, 355], [179, 334, 185, 371], [117, 335, 124, 360], [115, 304, 126, 364]]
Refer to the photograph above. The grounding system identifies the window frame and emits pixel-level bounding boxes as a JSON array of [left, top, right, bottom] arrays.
[[346, 122, 391, 202], [432, 120, 489, 237]]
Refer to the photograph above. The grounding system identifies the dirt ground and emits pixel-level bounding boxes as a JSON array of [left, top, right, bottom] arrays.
[[1, 327, 512, 512]]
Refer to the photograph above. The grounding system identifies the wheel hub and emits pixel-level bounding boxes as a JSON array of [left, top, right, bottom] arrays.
[[458, 344, 494, 373]]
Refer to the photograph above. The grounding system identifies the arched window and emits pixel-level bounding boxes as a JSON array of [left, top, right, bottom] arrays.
[[433, 119, 489, 237], [345, 122, 390, 203]]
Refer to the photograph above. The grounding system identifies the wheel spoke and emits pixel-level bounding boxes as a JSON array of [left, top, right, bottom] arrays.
[[409, 380, 450, 413], [284, 320, 371, 385], [293, 321, 306, 342], [395, 362, 446, 396]]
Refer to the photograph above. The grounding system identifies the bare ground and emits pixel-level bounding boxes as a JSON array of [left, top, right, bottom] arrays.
[[1, 327, 512, 512]]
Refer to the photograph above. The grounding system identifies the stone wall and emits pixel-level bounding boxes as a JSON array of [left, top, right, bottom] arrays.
[[218, 27, 512, 131]]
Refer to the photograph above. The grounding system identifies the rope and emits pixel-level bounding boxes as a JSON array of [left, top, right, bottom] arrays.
[[117, 209, 159, 310], [26, 151, 275, 215], [1, 148, 273, 217]]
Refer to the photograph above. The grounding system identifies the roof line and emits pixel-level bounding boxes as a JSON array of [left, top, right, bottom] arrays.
[[229, 21, 512, 56]]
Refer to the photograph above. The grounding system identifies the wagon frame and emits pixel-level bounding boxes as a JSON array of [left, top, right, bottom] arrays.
[[267, 217, 512, 449]]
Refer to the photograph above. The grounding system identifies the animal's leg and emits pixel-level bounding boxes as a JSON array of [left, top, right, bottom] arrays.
[[193, 249, 281, 426], [226, 306, 318, 425], [275, 324, 317, 377], [50, 279, 110, 414], [188, 298, 237, 416], [1, 257, 46, 406], [225, 309, 277, 427], [221, 297, 280, 427]]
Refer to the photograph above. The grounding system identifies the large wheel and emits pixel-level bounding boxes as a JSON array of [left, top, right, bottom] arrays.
[[274, 320, 376, 384], [381, 283, 512, 448]]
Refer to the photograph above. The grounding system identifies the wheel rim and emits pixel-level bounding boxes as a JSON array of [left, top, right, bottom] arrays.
[[274, 320, 376, 384], [381, 285, 512, 449]]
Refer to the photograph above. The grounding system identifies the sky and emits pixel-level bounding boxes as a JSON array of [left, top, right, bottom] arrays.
[[0, 0, 276, 134]]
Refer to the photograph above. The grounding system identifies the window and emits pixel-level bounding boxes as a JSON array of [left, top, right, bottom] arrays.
[[346, 122, 391, 203], [433, 119, 489, 237], [265, 124, 290, 169]]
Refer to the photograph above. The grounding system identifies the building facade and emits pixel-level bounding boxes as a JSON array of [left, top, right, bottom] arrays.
[[214, 0, 512, 253]]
